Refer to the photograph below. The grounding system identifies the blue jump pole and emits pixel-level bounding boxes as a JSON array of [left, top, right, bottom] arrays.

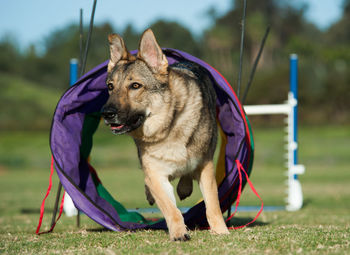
[[287, 53, 305, 211], [64, 58, 80, 219], [70, 58, 79, 86], [290, 54, 298, 179]]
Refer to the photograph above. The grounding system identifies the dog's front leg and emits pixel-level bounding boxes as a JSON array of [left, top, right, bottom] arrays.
[[144, 169, 190, 241], [197, 161, 229, 234]]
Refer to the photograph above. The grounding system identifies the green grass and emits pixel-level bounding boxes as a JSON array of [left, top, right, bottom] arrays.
[[0, 125, 349, 254]]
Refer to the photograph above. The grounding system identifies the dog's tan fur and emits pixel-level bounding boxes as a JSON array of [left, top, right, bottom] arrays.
[[103, 29, 229, 241]]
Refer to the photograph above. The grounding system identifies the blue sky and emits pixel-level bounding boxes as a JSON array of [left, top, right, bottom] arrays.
[[0, 0, 344, 50]]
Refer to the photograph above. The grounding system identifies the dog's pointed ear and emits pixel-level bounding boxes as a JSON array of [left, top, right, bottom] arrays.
[[108, 33, 129, 71], [137, 29, 168, 74]]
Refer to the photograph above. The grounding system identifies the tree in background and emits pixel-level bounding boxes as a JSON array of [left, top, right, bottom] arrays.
[[319, 0, 350, 122], [0, 0, 349, 129], [0, 36, 21, 74], [149, 20, 201, 58]]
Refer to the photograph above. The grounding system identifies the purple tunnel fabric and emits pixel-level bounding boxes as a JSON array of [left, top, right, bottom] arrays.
[[50, 48, 253, 231]]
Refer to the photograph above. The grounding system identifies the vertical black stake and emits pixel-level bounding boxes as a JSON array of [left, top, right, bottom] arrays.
[[50, 0, 97, 232], [76, 8, 84, 229], [227, 0, 247, 224], [50, 182, 62, 229], [79, 8, 84, 75], [77, 0, 97, 226], [237, 0, 247, 99], [241, 26, 270, 104], [77, 207, 80, 228], [80, 0, 97, 77]]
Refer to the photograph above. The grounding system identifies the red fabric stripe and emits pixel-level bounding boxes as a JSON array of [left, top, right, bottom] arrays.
[[185, 62, 255, 228], [205, 63, 253, 205], [88, 163, 101, 183], [35, 156, 55, 234], [36, 156, 66, 235], [225, 161, 243, 222], [45, 191, 65, 233], [200, 160, 263, 231], [227, 160, 264, 230], [206, 64, 252, 148]]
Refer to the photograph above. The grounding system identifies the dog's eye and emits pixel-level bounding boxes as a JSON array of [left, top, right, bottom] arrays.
[[107, 83, 114, 91], [129, 82, 142, 90]]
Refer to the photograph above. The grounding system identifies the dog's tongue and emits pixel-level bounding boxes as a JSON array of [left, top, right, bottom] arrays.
[[110, 124, 124, 130]]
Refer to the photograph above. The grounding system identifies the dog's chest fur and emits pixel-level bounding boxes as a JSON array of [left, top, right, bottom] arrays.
[[135, 64, 216, 178], [142, 139, 202, 178]]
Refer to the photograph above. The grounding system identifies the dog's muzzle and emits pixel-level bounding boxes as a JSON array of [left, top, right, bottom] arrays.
[[101, 105, 145, 135], [101, 105, 118, 122]]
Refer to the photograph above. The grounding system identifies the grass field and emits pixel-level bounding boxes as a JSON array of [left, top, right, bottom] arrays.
[[0, 124, 349, 254]]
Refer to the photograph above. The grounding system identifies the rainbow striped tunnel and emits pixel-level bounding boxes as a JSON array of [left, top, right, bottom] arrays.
[[50, 49, 254, 231]]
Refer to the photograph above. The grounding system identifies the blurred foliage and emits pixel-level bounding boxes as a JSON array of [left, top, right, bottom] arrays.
[[0, 72, 60, 130], [0, 0, 349, 130]]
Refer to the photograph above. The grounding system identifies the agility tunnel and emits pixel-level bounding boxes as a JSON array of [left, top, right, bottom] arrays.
[[45, 49, 259, 232]]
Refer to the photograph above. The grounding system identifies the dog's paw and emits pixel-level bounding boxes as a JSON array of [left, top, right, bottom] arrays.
[[172, 233, 191, 242], [212, 228, 230, 235], [211, 226, 230, 235], [169, 224, 190, 242]]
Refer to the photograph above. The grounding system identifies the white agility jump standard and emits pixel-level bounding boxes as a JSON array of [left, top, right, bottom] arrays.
[[244, 54, 305, 211]]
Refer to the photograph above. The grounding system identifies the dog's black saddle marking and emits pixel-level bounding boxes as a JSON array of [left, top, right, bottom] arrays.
[[170, 61, 208, 81]]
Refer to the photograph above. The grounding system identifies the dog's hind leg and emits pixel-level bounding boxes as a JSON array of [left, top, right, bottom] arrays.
[[144, 169, 190, 241], [145, 185, 155, 205], [196, 160, 229, 234], [177, 175, 193, 200]]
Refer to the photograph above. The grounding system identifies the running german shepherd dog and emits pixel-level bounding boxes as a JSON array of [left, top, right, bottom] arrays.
[[101, 29, 229, 241]]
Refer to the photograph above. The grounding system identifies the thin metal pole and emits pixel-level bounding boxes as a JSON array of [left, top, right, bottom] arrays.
[[227, 0, 247, 223], [49, 0, 97, 232], [50, 182, 62, 229], [80, 0, 97, 77], [237, 0, 247, 99], [78, 0, 98, 226], [241, 26, 270, 104], [77, 208, 80, 228], [76, 9, 84, 229], [79, 8, 84, 75]]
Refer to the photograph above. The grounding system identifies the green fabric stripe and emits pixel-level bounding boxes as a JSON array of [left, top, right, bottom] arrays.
[[80, 112, 101, 160], [80, 113, 150, 224], [95, 180, 150, 224]]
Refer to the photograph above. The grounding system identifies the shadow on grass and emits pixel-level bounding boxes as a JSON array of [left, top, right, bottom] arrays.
[[21, 208, 53, 214], [226, 217, 269, 228], [87, 227, 112, 232], [86, 217, 269, 233], [302, 198, 312, 208], [21, 206, 269, 232]]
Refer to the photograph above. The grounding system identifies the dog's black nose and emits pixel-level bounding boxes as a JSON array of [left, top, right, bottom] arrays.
[[101, 105, 118, 121]]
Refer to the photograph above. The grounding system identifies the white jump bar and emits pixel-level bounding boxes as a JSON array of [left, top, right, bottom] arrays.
[[243, 104, 290, 115]]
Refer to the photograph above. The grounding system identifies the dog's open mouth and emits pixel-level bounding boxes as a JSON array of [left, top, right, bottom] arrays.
[[107, 114, 145, 135], [110, 123, 125, 132]]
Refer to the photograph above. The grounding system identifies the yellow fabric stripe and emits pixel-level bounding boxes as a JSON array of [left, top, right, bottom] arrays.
[[195, 122, 228, 205], [216, 122, 227, 186]]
